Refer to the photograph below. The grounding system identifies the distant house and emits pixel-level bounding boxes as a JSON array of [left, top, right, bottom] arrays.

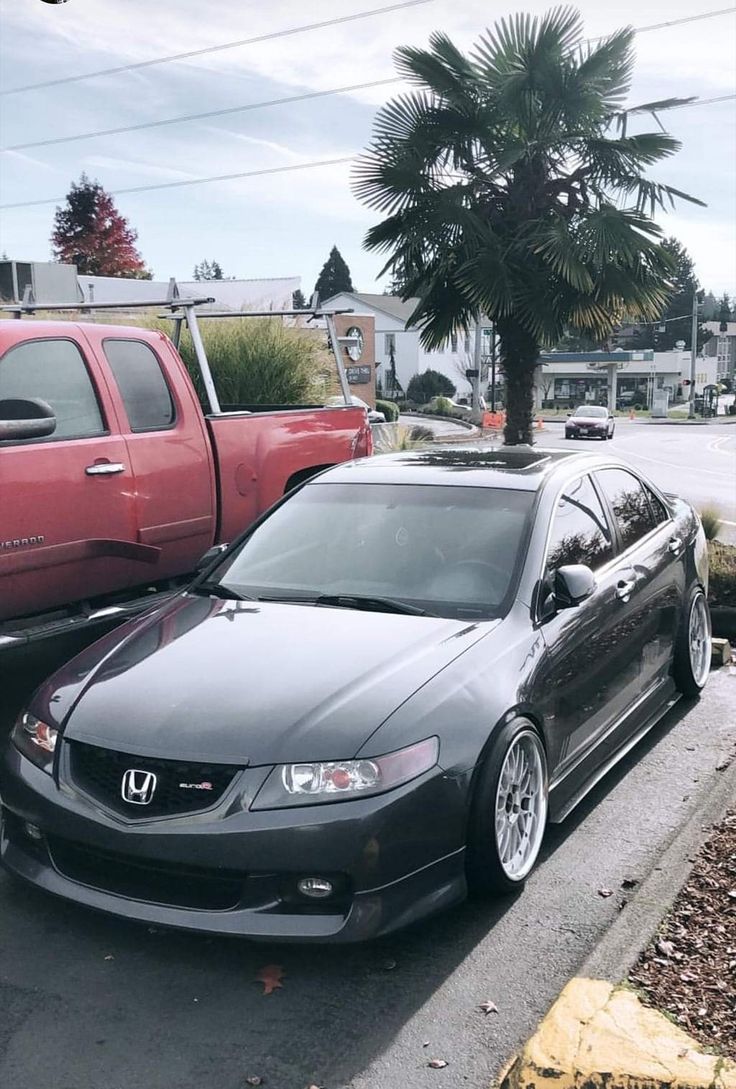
[[702, 321, 736, 380], [322, 291, 477, 398]]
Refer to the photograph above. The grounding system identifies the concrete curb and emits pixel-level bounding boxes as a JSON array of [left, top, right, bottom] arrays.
[[497, 744, 736, 1089]]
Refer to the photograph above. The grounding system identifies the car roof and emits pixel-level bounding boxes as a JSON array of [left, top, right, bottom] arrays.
[[315, 445, 609, 492]]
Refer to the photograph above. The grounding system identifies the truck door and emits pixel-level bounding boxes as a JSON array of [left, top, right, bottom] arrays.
[[0, 331, 151, 622], [90, 331, 215, 580]]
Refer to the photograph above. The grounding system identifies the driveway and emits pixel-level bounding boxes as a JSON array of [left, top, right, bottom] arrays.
[[1, 648, 734, 1089]]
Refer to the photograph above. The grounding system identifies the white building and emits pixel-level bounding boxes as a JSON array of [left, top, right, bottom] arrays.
[[77, 275, 300, 311], [534, 349, 719, 411], [323, 292, 475, 398]]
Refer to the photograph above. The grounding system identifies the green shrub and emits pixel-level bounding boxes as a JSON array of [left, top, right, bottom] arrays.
[[699, 506, 723, 541], [176, 320, 330, 405], [433, 395, 454, 415], [708, 540, 736, 606], [406, 369, 456, 403], [375, 398, 400, 422]]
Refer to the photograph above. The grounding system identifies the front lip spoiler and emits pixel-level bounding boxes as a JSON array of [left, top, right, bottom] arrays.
[[0, 816, 466, 943]]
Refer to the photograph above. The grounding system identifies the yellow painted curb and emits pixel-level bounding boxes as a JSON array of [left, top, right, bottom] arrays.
[[499, 979, 736, 1089]]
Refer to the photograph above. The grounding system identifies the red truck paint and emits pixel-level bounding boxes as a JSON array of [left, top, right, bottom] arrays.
[[0, 320, 372, 631]]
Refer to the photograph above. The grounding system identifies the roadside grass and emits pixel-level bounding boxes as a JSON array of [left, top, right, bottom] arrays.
[[708, 540, 736, 608], [699, 506, 723, 541]]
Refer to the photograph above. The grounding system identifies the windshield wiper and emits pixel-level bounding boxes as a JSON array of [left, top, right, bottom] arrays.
[[192, 581, 253, 602], [258, 593, 431, 616]]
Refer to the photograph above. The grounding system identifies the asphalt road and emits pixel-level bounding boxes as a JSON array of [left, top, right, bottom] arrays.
[[531, 419, 736, 544], [1, 648, 734, 1089]]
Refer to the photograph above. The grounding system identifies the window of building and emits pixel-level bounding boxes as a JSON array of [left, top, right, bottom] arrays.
[[0, 338, 105, 441], [546, 475, 614, 574], [103, 339, 175, 432], [384, 333, 396, 357], [595, 468, 657, 549]]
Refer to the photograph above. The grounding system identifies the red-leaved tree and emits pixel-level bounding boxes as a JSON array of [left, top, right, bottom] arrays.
[[51, 174, 151, 277]]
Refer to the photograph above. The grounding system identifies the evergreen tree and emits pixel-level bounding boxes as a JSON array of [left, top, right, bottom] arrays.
[[51, 174, 150, 277], [718, 292, 732, 330], [314, 245, 354, 300], [193, 259, 224, 281], [292, 288, 307, 309]]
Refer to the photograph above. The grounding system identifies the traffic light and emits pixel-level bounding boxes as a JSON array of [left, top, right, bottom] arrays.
[[682, 379, 692, 386]]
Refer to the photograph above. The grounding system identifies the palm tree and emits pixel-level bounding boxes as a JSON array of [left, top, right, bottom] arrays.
[[354, 6, 704, 444]]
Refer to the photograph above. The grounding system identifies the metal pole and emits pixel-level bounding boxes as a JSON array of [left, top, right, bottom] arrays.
[[490, 325, 497, 412], [324, 314, 352, 405], [184, 306, 221, 415], [689, 292, 698, 418], [170, 316, 184, 350], [473, 321, 482, 412]]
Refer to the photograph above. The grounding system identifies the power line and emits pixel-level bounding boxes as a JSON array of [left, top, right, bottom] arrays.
[[0, 156, 356, 209], [2, 79, 400, 152], [0, 0, 438, 96], [2, 93, 734, 210], [3, 8, 734, 154], [587, 6, 735, 42]]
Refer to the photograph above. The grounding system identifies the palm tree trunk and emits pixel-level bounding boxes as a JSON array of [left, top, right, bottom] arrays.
[[498, 320, 539, 445]]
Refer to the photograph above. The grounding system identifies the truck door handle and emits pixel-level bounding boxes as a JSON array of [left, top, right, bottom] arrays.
[[616, 577, 637, 601], [668, 536, 683, 554], [85, 462, 126, 476]]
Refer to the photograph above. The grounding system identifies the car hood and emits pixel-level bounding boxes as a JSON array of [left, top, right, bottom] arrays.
[[57, 594, 492, 765]]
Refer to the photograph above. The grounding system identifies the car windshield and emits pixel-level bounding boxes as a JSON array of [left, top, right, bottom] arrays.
[[574, 406, 607, 417], [206, 483, 534, 620]]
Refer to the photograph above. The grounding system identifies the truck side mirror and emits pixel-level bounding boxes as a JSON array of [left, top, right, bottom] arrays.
[[0, 397, 57, 441]]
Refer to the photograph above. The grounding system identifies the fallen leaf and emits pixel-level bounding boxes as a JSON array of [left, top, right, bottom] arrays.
[[657, 940, 675, 958], [423, 1041, 430, 1048], [428, 1058, 448, 1069], [728, 890, 736, 900], [678, 1048, 689, 1059], [104, 955, 114, 961], [479, 1000, 499, 1015], [621, 878, 638, 890], [254, 964, 285, 995], [382, 957, 397, 971], [598, 887, 614, 898], [715, 761, 731, 771], [244, 1078, 264, 1086]]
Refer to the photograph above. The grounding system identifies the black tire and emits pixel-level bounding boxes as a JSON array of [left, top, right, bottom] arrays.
[[673, 586, 711, 697], [466, 719, 548, 896]]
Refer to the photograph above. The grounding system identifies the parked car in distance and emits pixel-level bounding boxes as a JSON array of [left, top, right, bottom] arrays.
[[325, 394, 385, 424], [0, 447, 710, 942], [565, 404, 615, 440], [0, 316, 372, 653]]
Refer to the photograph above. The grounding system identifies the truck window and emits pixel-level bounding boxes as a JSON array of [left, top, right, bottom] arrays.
[[103, 339, 175, 432], [0, 338, 105, 440]]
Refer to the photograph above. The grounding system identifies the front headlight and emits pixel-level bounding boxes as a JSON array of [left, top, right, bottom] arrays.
[[11, 712, 59, 773], [251, 737, 439, 810]]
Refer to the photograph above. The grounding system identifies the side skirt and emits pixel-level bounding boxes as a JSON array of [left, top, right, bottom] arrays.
[[549, 684, 681, 824]]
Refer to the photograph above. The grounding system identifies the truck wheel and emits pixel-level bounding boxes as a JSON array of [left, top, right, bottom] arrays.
[[673, 586, 711, 697], [466, 719, 548, 896]]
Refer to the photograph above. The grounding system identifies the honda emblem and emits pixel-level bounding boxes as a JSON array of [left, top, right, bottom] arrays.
[[121, 769, 157, 806]]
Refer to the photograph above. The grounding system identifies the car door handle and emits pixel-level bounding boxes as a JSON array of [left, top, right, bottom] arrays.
[[668, 536, 683, 554], [85, 462, 126, 476], [616, 577, 637, 601]]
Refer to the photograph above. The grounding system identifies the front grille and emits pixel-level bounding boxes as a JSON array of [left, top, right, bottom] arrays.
[[47, 836, 244, 910], [68, 741, 241, 818]]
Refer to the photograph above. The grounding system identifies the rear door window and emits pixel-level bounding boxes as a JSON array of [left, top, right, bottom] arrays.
[[0, 338, 105, 440], [103, 339, 175, 432], [594, 468, 658, 549], [546, 474, 614, 573]]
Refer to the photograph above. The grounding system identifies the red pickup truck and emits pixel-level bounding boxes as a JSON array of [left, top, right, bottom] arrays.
[[0, 308, 372, 651]]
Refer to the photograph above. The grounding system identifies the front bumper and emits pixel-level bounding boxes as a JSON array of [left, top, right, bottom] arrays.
[[565, 426, 607, 438], [0, 743, 468, 942]]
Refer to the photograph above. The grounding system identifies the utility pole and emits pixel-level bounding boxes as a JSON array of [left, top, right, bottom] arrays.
[[472, 320, 483, 414], [688, 292, 699, 418]]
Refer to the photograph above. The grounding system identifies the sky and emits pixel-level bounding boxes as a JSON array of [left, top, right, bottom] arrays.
[[0, 0, 734, 297]]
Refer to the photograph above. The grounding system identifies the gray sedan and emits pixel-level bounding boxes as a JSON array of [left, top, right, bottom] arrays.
[[0, 447, 710, 941]]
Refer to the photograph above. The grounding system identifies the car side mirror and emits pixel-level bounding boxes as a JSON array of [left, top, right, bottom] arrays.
[[0, 397, 56, 441], [555, 564, 596, 608], [195, 543, 229, 572]]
